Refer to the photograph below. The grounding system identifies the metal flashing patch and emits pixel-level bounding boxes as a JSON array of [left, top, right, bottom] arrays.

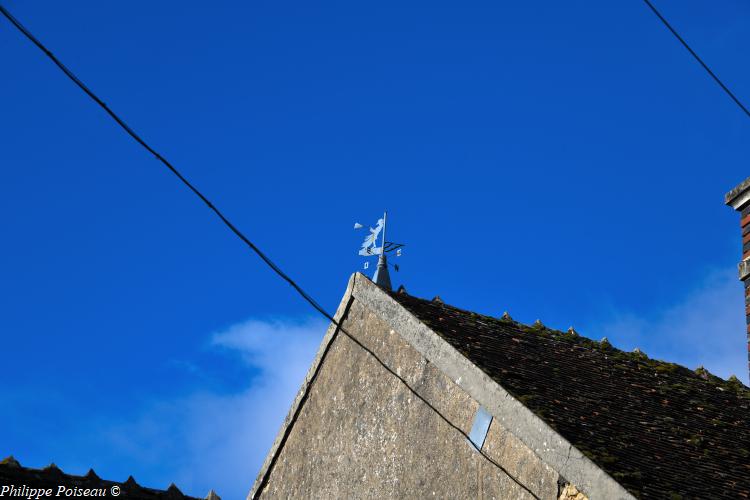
[[467, 405, 493, 450]]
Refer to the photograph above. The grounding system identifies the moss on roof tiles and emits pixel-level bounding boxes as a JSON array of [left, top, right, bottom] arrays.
[[389, 291, 750, 500]]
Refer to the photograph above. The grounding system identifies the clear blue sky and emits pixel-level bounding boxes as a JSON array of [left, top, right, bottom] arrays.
[[2, 1, 749, 498]]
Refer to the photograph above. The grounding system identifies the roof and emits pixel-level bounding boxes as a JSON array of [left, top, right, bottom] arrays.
[[389, 290, 750, 499], [0, 456, 210, 499]]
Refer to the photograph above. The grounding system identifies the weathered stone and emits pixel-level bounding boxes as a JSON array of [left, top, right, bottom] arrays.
[[255, 289, 553, 498], [250, 275, 635, 500]]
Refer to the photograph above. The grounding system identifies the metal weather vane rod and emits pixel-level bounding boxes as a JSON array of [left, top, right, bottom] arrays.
[[354, 212, 404, 290]]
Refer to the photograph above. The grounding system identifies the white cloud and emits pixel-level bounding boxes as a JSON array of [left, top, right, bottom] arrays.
[[583, 268, 749, 385], [94, 317, 327, 499]]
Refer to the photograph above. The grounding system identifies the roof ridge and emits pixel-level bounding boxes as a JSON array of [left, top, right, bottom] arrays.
[[395, 291, 750, 394], [0, 460, 201, 498]]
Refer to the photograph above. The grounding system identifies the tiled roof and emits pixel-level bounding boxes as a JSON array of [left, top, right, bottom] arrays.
[[390, 291, 750, 499], [0, 456, 208, 499]]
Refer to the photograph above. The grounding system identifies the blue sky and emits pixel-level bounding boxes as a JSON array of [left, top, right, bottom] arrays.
[[1, 1, 749, 497]]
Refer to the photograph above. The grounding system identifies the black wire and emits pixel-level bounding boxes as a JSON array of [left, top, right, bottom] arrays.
[[0, 3, 335, 326], [254, 298, 539, 500], [0, 5, 540, 497], [642, 0, 750, 119], [336, 320, 540, 499]]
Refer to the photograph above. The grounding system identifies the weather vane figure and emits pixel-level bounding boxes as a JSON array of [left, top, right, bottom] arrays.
[[358, 218, 384, 257], [354, 212, 404, 290]]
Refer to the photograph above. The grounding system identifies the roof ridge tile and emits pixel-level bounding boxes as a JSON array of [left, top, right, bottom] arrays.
[[0, 456, 20, 467]]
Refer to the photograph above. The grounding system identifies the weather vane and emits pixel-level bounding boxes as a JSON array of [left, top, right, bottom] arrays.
[[354, 211, 404, 291]]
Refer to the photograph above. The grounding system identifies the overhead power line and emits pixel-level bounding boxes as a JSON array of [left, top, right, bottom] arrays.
[[0, 4, 334, 327], [0, 6, 540, 498], [642, 0, 750, 120]]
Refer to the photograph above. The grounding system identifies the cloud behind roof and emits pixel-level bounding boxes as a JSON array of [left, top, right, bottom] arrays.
[[93, 317, 327, 499], [584, 267, 748, 385]]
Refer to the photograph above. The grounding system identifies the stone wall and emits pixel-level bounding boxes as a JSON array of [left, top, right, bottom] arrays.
[[254, 296, 567, 499]]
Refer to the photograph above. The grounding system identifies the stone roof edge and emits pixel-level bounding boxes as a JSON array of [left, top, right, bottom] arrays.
[[247, 273, 358, 500], [352, 276, 634, 500]]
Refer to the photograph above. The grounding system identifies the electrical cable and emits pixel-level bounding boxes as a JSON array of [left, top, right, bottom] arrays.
[[642, 0, 750, 120], [0, 5, 540, 498], [0, 4, 335, 327], [253, 297, 539, 499]]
